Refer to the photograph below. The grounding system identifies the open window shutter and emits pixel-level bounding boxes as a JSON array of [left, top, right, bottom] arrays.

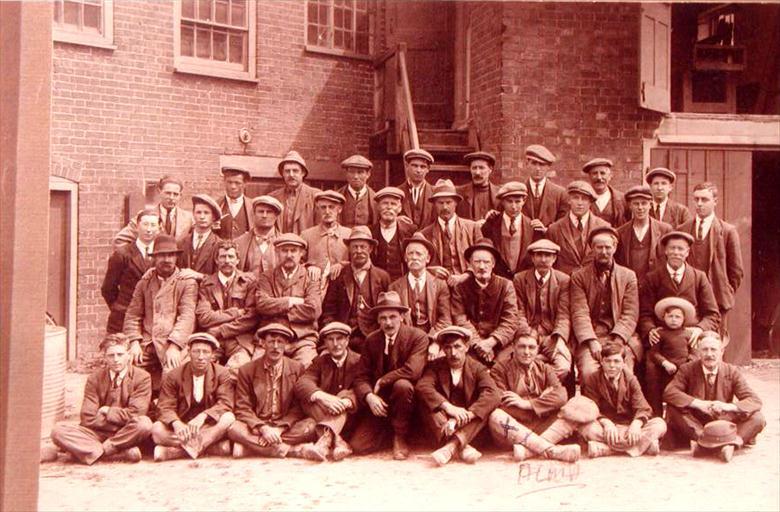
[[639, 3, 671, 113]]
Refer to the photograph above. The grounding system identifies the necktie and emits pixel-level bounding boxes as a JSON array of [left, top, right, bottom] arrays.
[[415, 278, 423, 295], [534, 183, 541, 198], [112, 373, 121, 389], [444, 222, 452, 240], [509, 217, 517, 236], [697, 219, 704, 241], [165, 209, 173, 235], [652, 205, 659, 220], [145, 246, 152, 264], [222, 278, 231, 306], [575, 217, 585, 254], [195, 233, 204, 251], [384, 336, 393, 355], [577, 217, 584, 233], [706, 372, 716, 388]]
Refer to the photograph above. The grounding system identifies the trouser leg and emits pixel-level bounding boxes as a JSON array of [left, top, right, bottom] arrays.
[[666, 405, 705, 445], [102, 416, 153, 454], [734, 411, 766, 445], [538, 417, 578, 445], [302, 401, 348, 436], [151, 421, 180, 446], [488, 409, 544, 450], [576, 344, 601, 380], [387, 379, 415, 437], [347, 412, 391, 455], [197, 412, 236, 453], [50, 423, 108, 465], [644, 359, 666, 417], [280, 418, 317, 446], [539, 335, 572, 382]]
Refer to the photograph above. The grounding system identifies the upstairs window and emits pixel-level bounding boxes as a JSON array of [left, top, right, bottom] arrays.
[[306, 0, 372, 59], [174, 0, 257, 82], [53, 0, 115, 49]]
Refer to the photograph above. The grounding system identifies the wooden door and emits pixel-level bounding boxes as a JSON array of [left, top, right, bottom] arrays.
[[48, 190, 70, 331], [650, 147, 752, 364]]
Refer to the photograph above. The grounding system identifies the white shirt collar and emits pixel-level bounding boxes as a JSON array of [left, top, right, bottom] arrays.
[[380, 222, 397, 242], [192, 230, 210, 246], [529, 177, 546, 196], [667, 263, 685, 281], [534, 269, 551, 285], [503, 212, 521, 231], [218, 271, 234, 287], [384, 332, 398, 355], [135, 239, 153, 256], [702, 364, 719, 378], [227, 194, 244, 205], [450, 367, 463, 387], [331, 353, 348, 368], [569, 211, 590, 227], [632, 221, 649, 240], [438, 215, 457, 232], [696, 213, 716, 238], [282, 266, 298, 281], [109, 367, 128, 383], [594, 188, 612, 211], [408, 271, 427, 290], [348, 186, 366, 200]]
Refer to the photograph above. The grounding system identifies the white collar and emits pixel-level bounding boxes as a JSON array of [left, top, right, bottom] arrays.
[[282, 266, 298, 280], [534, 269, 551, 285], [529, 177, 546, 195], [348, 186, 366, 199], [218, 271, 234, 287], [331, 353, 348, 368], [503, 212, 521, 230], [408, 272, 427, 289], [697, 213, 716, 229], [632, 221, 649, 239], [569, 211, 590, 227], [438, 215, 457, 231], [227, 195, 244, 204], [380, 222, 397, 241], [450, 367, 463, 386], [109, 367, 128, 382], [135, 239, 153, 256], [702, 364, 719, 378], [594, 188, 612, 210], [192, 373, 205, 382], [666, 263, 685, 278], [193, 230, 210, 244]]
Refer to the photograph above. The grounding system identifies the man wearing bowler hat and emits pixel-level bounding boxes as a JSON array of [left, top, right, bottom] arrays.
[[337, 154, 377, 227], [301, 190, 352, 287], [270, 150, 322, 234], [151, 333, 235, 461], [350, 291, 428, 460], [645, 167, 692, 227], [456, 151, 500, 222], [216, 165, 253, 240], [370, 186, 417, 281], [615, 185, 672, 283], [546, 180, 611, 275], [480, 181, 536, 278], [123, 234, 199, 393], [522, 144, 568, 234], [582, 158, 629, 227], [177, 194, 223, 276], [398, 148, 436, 229], [234, 195, 283, 274]]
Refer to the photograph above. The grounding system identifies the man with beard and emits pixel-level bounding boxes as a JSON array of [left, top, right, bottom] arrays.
[[645, 167, 692, 228], [123, 234, 198, 393], [270, 150, 322, 234], [451, 239, 519, 365], [101, 208, 160, 334], [416, 326, 499, 466], [196, 240, 260, 374], [177, 194, 222, 276], [337, 154, 377, 227], [615, 185, 672, 283], [370, 187, 416, 281], [522, 144, 568, 235], [215, 166, 253, 239], [480, 181, 535, 278], [582, 158, 629, 227], [455, 151, 500, 222], [151, 333, 235, 461], [398, 148, 435, 229], [301, 190, 351, 288], [234, 195, 283, 274]]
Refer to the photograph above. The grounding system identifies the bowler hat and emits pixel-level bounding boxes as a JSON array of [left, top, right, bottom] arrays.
[[187, 332, 220, 350], [277, 150, 309, 177], [566, 180, 597, 200], [464, 151, 496, 167], [319, 321, 352, 338], [654, 297, 697, 325], [346, 225, 377, 246], [341, 154, 373, 170], [660, 230, 695, 247], [191, 194, 222, 219], [428, 179, 462, 202], [368, 291, 410, 316], [526, 239, 561, 255], [403, 148, 434, 164], [624, 185, 654, 202], [698, 420, 744, 449], [273, 233, 307, 250], [255, 323, 296, 341], [588, 225, 619, 245], [464, 238, 502, 263], [496, 181, 528, 200], [525, 145, 556, 164], [252, 195, 283, 214], [315, 190, 346, 205], [374, 186, 405, 202], [149, 234, 182, 255], [645, 167, 676, 184], [435, 325, 472, 345], [582, 158, 614, 174], [402, 232, 436, 257], [221, 165, 251, 180]]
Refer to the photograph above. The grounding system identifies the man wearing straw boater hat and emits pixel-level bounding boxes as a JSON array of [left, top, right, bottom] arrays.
[[269, 150, 322, 234]]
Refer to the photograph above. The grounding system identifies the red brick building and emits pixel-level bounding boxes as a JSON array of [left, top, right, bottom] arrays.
[[46, 1, 780, 364]]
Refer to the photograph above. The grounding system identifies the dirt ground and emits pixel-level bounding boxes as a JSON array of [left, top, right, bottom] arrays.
[[38, 361, 780, 512]]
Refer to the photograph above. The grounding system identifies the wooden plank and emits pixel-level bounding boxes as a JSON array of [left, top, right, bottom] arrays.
[[705, 150, 726, 219], [649, 147, 668, 168], [686, 149, 707, 211]]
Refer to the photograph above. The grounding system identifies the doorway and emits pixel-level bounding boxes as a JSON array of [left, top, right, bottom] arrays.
[[48, 177, 78, 360]]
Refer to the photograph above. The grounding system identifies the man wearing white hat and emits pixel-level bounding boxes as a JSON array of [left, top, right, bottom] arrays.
[[270, 150, 322, 234]]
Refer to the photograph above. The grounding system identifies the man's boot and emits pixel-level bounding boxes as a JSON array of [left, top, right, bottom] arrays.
[[587, 440, 615, 458], [393, 435, 410, 460], [431, 440, 458, 466], [459, 444, 482, 464], [153, 445, 187, 462], [331, 434, 353, 462], [204, 439, 231, 457], [515, 418, 577, 462], [505, 421, 580, 463]]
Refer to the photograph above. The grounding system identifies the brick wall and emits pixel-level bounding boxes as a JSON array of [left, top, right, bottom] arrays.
[[52, 1, 373, 362]]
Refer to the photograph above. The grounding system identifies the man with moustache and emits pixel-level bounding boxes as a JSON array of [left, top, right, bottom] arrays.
[[101, 208, 161, 334], [294, 322, 363, 462], [196, 240, 260, 373], [337, 155, 377, 227], [645, 167, 692, 227], [522, 144, 568, 235], [398, 148, 436, 229], [123, 234, 198, 393], [370, 187, 416, 281], [270, 150, 322, 234], [582, 158, 629, 227], [350, 291, 428, 460], [151, 333, 235, 461], [234, 195, 283, 274], [455, 151, 500, 222], [480, 181, 535, 278], [215, 166, 253, 240], [389, 232, 452, 361], [177, 194, 222, 276], [615, 185, 672, 282], [416, 326, 500, 466], [301, 190, 352, 287]]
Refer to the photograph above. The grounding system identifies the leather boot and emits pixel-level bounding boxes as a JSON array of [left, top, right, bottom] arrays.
[[331, 434, 353, 462], [154, 445, 187, 462], [587, 440, 615, 458], [204, 439, 231, 457], [431, 440, 458, 466], [104, 446, 143, 463], [248, 442, 290, 458], [393, 435, 410, 460], [459, 444, 482, 464]]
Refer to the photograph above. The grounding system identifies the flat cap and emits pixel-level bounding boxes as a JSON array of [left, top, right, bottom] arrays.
[[278, 150, 309, 176], [374, 186, 405, 202], [582, 158, 614, 174], [252, 195, 284, 214], [645, 167, 676, 184], [256, 323, 296, 340], [526, 239, 561, 254], [525, 144, 556, 164], [314, 190, 346, 205], [187, 332, 220, 350], [588, 225, 619, 245], [624, 185, 654, 202], [464, 151, 496, 167], [319, 321, 352, 338], [221, 165, 251, 180], [273, 232, 307, 249], [496, 181, 528, 200], [660, 230, 695, 247], [654, 297, 697, 325], [435, 325, 472, 344], [403, 148, 434, 164], [346, 225, 377, 246], [341, 154, 373, 170], [191, 194, 222, 219], [566, 180, 597, 200], [429, 179, 462, 202]]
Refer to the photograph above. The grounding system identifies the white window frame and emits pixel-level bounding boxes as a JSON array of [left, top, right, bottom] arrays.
[[304, 0, 372, 61], [173, 0, 258, 82], [53, 0, 115, 50]]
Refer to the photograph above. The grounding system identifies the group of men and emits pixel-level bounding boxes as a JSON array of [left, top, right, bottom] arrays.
[[46, 144, 764, 466]]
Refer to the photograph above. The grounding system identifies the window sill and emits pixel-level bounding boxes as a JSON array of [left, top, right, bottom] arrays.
[[53, 31, 116, 51], [174, 60, 258, 83], [304, 44, 371, 62]]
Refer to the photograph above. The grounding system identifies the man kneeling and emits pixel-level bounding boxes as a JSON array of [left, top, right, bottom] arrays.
[[151, 333, 235, 461], [49, 334, 152, 464], [579, 342, 666, 458], [416, 326, 499, 466], [487, 335, 581, 462]]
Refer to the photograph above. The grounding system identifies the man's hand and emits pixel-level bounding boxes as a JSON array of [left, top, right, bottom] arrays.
[[224, 307, 244, 318], [427, 341, 442, 361], [306, 265, 322, 281], [648, 328, 661, 346], [429, 266, 451, 281], [129, 340, 143, 365], [187, 413, 207, 439], [474, 337, 497, 358], [372, 378, 385, 395], [687, 327, 704, 348], [288, 296, 305, 308], [588, 339, 603, 361], [315, 392, 348, 415], [529, 219, 547, 233], [397, 215, 415, 226], [553, 336, 571, 363], [501, 391, 532, 410], [178, 268, 204, 281], [661, 361, 678, 375], [446, 273, 470, 288], [626, 421, 642, 446], [689, 399, 714, 416], [442, 402, 473, 428], [709, 401, 738, 415], [164, 344, 182, 370], [172, 420, 190, 443], [365, 393, 388, 417], [97, 406, 110, 416], [484, 209, 501, 221], [601, 419, 620, 446], [329, 263, 344, 280], [257, 425, 283, 446]]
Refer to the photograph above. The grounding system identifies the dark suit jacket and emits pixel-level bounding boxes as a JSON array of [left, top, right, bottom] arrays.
[[678, 216, 744, 311], [337, 185, 377, 227], [455, 182, 499, 220], [255, 265, 322, 342], [522, 179, 568, 228], [369, 220, 416, 280], [571, 262, 639, 347], [491, 358, 567, 420], [269, 183, 322, 234], [354, 325, 428, 402], [398, 181, 435, 229], [321, 265, 391, 336], [591, 186, 630, 227], [416, 357, 499, 420], [80, 365, 152, 433], [451, 274, 519, 348], [234, 356, 305, 430], [388, 271, 452, 339], [420, 216, 481, 273], [215, 195, 253, 240], [177, 231, 221, 276], [294, 349, 362, 404], [546, 214, 611, 275], [581, 368, 653, 425], [157, 362, 234, 425], [615, 218, 672, 279], [513, 268, 570, 341], [195, 271, 259, 356], [658, 199, 692, 228], [638, 265, 720, 339], [663, 360, 762, 414], [480, 213, 536, 278], [101, 242, 152, 332]]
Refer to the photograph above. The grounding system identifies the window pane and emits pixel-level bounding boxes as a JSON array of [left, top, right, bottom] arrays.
[[344, 8, 352, 30], [307, 2, 318, 24], [198, 0, 212, 21], [83, 3, 101, 32], [229, 31, 245, 64], [318, 5, 327, 24], [182, 0, 195, 18], [356, 0, 367, 11], [307, 24, 319, 46], [335, 7, 344, 28], [356, 31, 368, 55], [213, 30, 227, 61], [196, 27, 211, 58], [334, 29, 343, 48], [215, 0, 228, 24], [181, 24, 195, 56], [356, 11, 367, 32], [231, 0, 246, 27], [64, 1, 80, 26]]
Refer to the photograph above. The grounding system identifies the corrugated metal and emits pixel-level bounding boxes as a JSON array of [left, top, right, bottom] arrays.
[[40, 325, 67, 440]]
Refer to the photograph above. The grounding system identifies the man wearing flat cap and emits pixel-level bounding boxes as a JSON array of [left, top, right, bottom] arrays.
[[645, 167, 692, 228], [456, 151, 500, 222], [228, 323, 317, 458], [420, 179, 481, 285], [416, 326, 499, 466], [301, 190, 352, 288], [370, 187, 417, 281], [270, 150, 322, 234], [337, 155, 377, 227], [255, 233, 322, 368], [451, 239, 519, 365], [123, 234, 198, 393], [151, 333, 235, 461], [512, 239, 572, 384], [234, 195, 283, 274], [389, 232, 452, 360], [321, 226, 391, 352], [546, 180, 611, 275], [570, 226, 642, 378], [293, 322, 363, 462], [582, 158, 629, 227], [522, 144, 568, 234], [480, 181, 536, 278], [350, 291, 428, 460], [615, 185, 673, 283], [177, 194, 223, 276], [398, 148, 436, 229], [216, 166, 253, 240]]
